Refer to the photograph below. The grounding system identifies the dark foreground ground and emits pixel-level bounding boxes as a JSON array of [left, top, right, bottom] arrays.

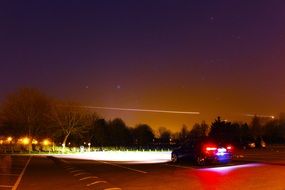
[[1, 147, 285, 190]]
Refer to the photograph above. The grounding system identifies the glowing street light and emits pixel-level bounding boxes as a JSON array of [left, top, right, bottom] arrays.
[[22, 137, 30, 145], [42, 139, 51, 146], [32, 139, 38, 145], [6, 137, 13, 144]]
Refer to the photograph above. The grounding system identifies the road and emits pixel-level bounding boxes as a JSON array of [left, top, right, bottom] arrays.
[[0, 149, 285, 190]]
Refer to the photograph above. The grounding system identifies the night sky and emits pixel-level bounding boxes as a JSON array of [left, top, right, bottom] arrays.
[[1, 1, 285, 131]]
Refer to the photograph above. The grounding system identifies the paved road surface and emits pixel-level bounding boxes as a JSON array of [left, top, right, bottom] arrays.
[[0, 155, 30, 190], [0, 150, 285, 190]]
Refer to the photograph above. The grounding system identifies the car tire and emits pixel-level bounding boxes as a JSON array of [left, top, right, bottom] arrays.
[[171, 153, 179, 163]]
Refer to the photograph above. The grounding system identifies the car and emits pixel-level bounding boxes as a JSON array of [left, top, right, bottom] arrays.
[[253, 138, 266, 148], [171, 139, 233, 165], [241, 137, 266, 149], [260, 139, 266, 148], [245, 141, 256, 149]]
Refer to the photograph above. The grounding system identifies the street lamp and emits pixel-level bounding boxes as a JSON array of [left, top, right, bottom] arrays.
[[22, 137, 30, 145], [7, 137, 12, 142], [42, 139, 51, 146], [6, 137, 13, 144], [88, 142, 91, 152]]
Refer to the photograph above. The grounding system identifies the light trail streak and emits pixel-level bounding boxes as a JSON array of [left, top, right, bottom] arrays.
[[80, 106, 200, 115], [244, 113, 275, 119], [55, 151, 171, 164]]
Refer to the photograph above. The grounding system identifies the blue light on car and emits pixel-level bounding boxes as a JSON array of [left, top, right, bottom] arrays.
[[216, 148, 226, 156], [218, 148, 226, 152], [216, 152, 225, 156]]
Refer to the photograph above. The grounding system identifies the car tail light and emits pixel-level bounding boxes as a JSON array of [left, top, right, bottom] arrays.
[[206, 147, 217, 151], [226, 145, 233, 152], [203, 144, 217, 154]]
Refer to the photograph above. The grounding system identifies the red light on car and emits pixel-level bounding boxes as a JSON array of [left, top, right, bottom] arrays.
[[203, 143, 217, 154], [204, 146, 217, 155], [226, 146, 233, 151], [203, 143, 218, 155], [206, 147, 217, 151]]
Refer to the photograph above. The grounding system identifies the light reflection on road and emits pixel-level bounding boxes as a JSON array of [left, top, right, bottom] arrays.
[[198, 163, 263, 175], [194, 163, 264, 189]]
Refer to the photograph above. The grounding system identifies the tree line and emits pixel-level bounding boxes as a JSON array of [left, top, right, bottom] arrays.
[[1, 88, 285, 150], [0, 88, 160, 149]]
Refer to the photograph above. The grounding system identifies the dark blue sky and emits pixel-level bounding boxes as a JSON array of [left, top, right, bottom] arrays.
[[1, 1, 285, 130]]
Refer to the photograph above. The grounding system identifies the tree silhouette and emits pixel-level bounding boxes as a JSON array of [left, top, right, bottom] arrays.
[[177, 124, 190, 143], [250, 116, 263, 140], [108, 118, 132, 146], [91, 118, 110, 146], [50, 101, 86, 148], [1, 88, 51, 151], [278, 113, 285, 142], [132, 124, 154, 146], [209, 117, 236, 143], [80, 112, 99, 145], [190, 121, 209, 139], [158, 127, 172, 144]]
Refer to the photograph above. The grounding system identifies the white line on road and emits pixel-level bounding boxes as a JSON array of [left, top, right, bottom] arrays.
[[86, 180, 107, 187], [73, 172, 90, 176], [12, 156, 32, 190], [100, 161, 147, 174], [0, 173, 19, 176], [0, 185, 13, 188], [79, 176, 98, 181], [70, 170, 84, 173]]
